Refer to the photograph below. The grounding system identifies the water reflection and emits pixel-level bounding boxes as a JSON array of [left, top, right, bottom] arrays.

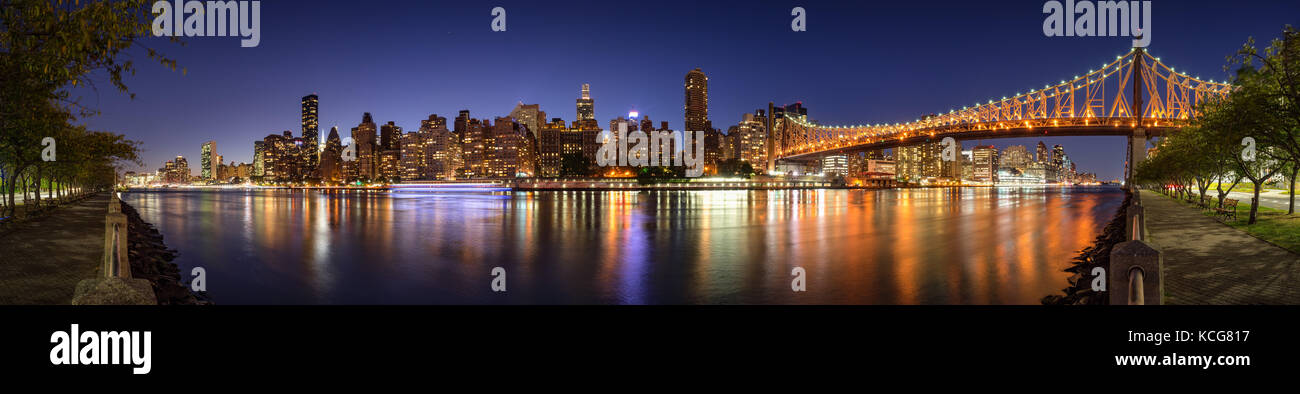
[[123, 186, 1121, 305]]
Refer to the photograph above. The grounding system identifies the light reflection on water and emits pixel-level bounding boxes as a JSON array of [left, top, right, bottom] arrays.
[[122, 186, 1122, 304]]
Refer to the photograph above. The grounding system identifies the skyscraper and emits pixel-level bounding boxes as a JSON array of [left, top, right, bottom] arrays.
[[576, 84, 594, 121], [537, 118, 566, 178], [510, 103, 545, 136], [379, 121, 403, 182], [684, 68, 709, 132], [350, 113, 378, 181], [252, 141, 265, 177], [973, 145, 999, 184], [200, 141, 217, 180], [301, 94, 320, 172], [319, 127, 344, 183]]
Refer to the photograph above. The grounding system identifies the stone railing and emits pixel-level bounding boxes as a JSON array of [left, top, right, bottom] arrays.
[[1109, 187, 1162, 305], [71, 192, 157, 305]]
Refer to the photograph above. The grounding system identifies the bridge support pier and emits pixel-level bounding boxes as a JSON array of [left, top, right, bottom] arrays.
[[1126, 128, 1148, 186]]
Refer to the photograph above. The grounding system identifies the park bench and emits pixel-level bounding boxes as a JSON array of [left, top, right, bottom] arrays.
[[1216, 198, 1239, 221], [1199, 195, 1212, 210]]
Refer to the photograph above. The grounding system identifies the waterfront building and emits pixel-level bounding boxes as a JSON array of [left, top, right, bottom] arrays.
[[201, 141, 217, 180], [350, 113, 378, 181], [576, 84, 595, 121], [319, 126, 344, 183], [425, 118, 462, 180], [509, 102, 545, 136], [822, 155, 848, 176], [461, 118, 489, 178], [486, 117, 535, 178], [537, 118, 566, 177], [1000, 145, 1031, 173], [684, 68, 709, 133], [400, 129, 430, 181], [379, 121, 403, 182], [972, 145, 999, 183], [301, 94, 320, 172], [252, 141, 265, 177]]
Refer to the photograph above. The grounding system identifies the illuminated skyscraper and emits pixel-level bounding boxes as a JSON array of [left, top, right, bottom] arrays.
[[252, 141, 265, 177], [301, 94, 320, 172], [200, 141, 217, 180], [510, 103, 545, 136], [319, 127, 344, 183], [684, 68, 709, 133], [350, 113, 378, 181], [576, 84, 594, 121], [537, 118, 566, 178], [379, 121, 403, 182]]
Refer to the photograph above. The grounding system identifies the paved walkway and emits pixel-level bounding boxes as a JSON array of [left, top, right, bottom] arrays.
[[0, 194, 107, 304], [1142, 190, 1300, 304]]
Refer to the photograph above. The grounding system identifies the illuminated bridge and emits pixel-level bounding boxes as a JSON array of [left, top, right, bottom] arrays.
[[767, 47, 1233, 180]]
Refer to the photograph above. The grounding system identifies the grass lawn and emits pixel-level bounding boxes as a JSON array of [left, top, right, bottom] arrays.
[[1201, 199, 1300, 254]]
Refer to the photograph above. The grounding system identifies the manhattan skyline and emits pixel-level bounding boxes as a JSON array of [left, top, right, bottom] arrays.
[[68, 0, 1300, 181]]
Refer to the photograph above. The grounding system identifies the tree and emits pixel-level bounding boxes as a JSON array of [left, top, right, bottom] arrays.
[[1228, 26, 1300, 214], [1, 0, 179, 216]]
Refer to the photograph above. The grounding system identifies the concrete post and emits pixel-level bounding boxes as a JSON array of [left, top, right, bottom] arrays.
[[102, 212, 131, 279], [1109, 240, 1162, 305]]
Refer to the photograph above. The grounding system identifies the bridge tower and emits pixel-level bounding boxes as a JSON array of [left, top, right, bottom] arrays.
[[1126, 46, 1148, 186]]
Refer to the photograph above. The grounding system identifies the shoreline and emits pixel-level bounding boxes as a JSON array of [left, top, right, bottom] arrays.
[[124, 183, 1118, 193], [118, 198, 209, 305], [1041, 189, 1131, 305]]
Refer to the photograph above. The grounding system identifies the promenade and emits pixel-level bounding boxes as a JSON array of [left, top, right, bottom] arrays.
[[1142, 190, 1300, 304], [0, 194, 107, 304]]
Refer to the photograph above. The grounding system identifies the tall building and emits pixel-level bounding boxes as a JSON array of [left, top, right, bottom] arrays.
[[684, 68, 709, 132], [895, 141, 944, 181], [576, 84, 594, 121], [400, 130, 430, 181], [261, 133, 287, 181], [379, 121, 403, 181], [350, 113, 378, 181], [301, 94, 320, 172], [509, 103, 545, 136], [1052, 145, 1066, 182], [973, 145, 999, 183], [734, 110, 768, 166], [252, 141, 265, 177], [485, 117, 535, 178], [537, 118, 566, 177], [319, 126, 344, 183], [1000, 145, 1032, 172], [423, 115, 462, 180], [200, 141, 217, 180], [462, 118, 489, 178]]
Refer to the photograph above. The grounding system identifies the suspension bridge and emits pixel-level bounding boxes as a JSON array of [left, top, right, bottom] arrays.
[[766, 47, 1234, 181]]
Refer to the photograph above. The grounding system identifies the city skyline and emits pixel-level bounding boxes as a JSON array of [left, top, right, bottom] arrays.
[[68, 0, 1299, 180]]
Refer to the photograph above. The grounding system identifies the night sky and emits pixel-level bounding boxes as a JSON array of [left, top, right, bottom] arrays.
[[71, 0, 1300, 180]]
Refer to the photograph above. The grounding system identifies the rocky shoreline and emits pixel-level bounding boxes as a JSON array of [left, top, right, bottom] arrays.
[[119, 199, 210, 305], [1041, 191, 1131, 305]]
